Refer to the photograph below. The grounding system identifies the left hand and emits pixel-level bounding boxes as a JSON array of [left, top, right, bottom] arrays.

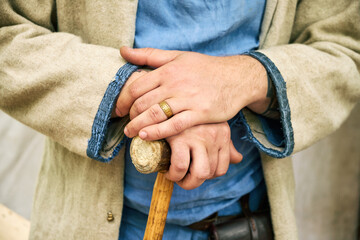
[[116, 47, 269, 140], [164, 122, 243, 190]]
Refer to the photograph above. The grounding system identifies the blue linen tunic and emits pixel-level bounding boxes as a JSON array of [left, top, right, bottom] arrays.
[[120, 1, 267, 239]]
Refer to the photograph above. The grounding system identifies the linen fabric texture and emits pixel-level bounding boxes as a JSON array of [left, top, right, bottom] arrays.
[[0, 0, 359, 240]]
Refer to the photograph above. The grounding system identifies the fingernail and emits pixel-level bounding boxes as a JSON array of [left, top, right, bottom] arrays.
[[124, 127, 129, 136], [139, 131, 147, 139]]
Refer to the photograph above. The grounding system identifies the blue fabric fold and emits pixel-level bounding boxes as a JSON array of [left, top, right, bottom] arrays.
[[238, 51, 294, 158], [87, 63, 140, 162], [259, 115, 285, 147]]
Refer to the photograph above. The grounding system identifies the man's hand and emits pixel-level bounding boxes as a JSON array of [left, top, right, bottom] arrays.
[[116, 47, 270, 140], [112, 69, 148, 118], [164, 122, 243, 190]]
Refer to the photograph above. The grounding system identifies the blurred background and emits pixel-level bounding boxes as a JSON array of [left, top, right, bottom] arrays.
[[0, 104, 359, 239]]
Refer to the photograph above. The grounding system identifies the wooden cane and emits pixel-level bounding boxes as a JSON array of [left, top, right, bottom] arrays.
[[130, 136, 173, 240]]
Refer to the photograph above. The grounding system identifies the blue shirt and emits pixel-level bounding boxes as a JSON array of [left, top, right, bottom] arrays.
[[120, 1, 266, 239], [133, 0, 265, 56]]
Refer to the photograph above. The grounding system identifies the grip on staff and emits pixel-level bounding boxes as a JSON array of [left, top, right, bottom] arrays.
[[130, 136, 173, 240]]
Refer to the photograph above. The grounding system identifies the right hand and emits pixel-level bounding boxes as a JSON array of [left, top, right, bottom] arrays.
[[115, 47, 269, 141], [164, 122, 243, 190]]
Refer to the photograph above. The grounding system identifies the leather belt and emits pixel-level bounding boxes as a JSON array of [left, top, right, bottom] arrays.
[[187, 195, 274, 240], [188, 212, 240, 231]]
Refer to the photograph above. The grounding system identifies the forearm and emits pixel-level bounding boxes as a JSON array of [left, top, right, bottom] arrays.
[[255, 0, 360, 153], [0, 1, 125, 157]]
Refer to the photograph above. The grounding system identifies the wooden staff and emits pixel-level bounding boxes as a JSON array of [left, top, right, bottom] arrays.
[[130, 136, 172, 240]]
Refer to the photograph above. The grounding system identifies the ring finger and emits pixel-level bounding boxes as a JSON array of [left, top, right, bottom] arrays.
[[129, 88, 170, 120], [124, 98, 190, 138]]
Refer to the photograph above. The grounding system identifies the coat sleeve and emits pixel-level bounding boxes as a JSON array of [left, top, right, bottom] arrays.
[[241, 0, 360, 156], [0, 1, 129, 157]]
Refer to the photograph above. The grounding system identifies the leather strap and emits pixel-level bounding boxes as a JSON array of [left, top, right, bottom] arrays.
[[187, 194, 274, 240], [187, 213, 240, 231]]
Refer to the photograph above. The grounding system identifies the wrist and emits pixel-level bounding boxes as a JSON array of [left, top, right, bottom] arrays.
[[245, 59, 280, 119], [235, 55, 269, 113], [247, 97, 271, 114]]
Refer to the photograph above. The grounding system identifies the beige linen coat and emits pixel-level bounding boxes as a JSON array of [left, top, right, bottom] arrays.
[[1, 0, 359, 239]]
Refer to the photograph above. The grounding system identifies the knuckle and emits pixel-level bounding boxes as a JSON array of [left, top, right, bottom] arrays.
[[170, 177, 182, 183], [195, 168, 210, 180], [207, 128, 218, 142], [215, 165, 229, 177], [125, 124, 135, 135], [216, 124, 230, 143], [116, 104, 125, 115], [148, 106, 162, 121], [222, 127, 231, 142], [153, 126, 163, 139], [159, 65, 178, 82], [133, 99, 146, 114], [178, 182, 194, 191], [163, 64, 177, 75], [209, 168, 216, 178], [172, 118, 186, 133], [173, 160, 188, 172], [201, 102, 212, 115], [128, 85, 139, 98], [167, 172, 181, 182], [209, 162, 217, 174], [167, 64, 179, 74], [127, 72, 140, 84], [215, 169, 227, 177], [144, 47, 154, 55], [144, 48, 155, 64]]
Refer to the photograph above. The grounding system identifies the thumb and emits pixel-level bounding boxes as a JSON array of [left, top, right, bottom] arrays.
[[229, 141, 243, 164], [120, 46, 181, 68]]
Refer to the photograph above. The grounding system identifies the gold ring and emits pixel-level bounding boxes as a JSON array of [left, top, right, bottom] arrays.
[[159, 100, 173, 119]]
